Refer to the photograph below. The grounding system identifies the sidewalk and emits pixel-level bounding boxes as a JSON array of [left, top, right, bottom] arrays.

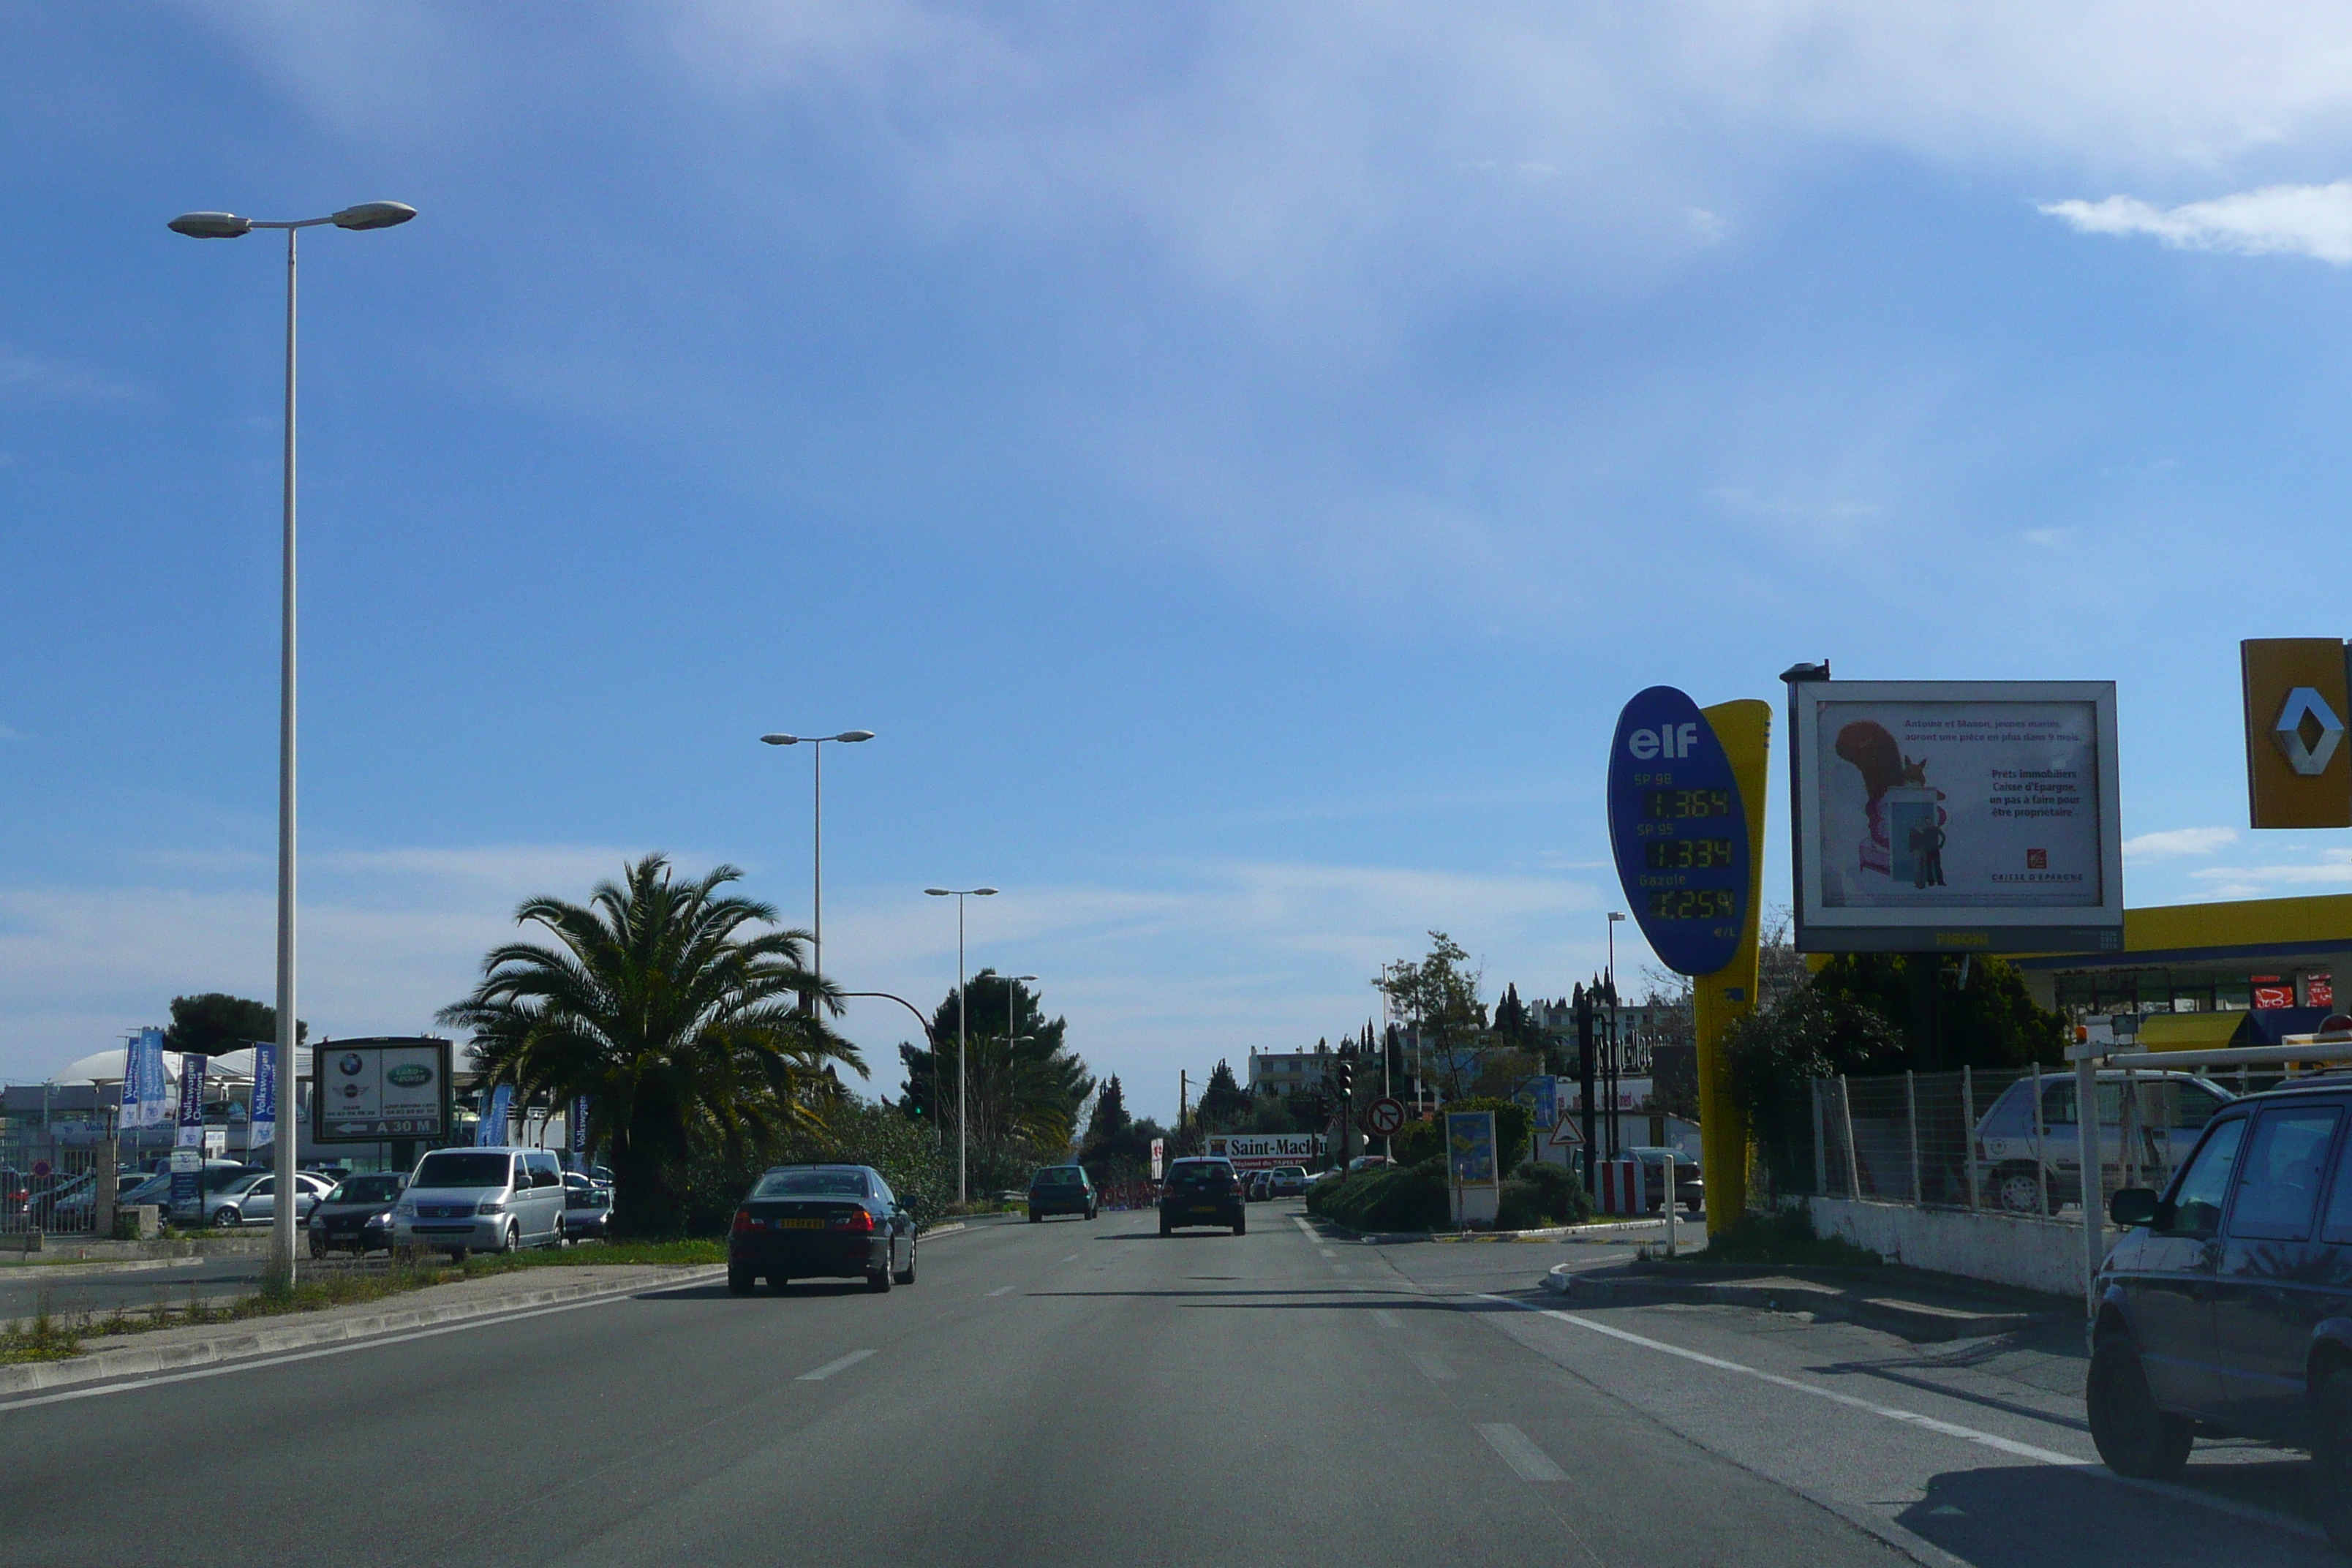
[[1543, 1256, 2072, 1343], [0, 1262, 724, 1398]]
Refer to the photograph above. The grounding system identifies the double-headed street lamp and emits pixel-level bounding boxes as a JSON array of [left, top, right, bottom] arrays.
[[760, 730, 874, 1004], [925, 886, 997, 1204], [169, 199, 417, 1294]]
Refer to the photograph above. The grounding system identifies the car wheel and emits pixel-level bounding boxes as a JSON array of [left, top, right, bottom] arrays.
[[1158, 1217, 1173, 1237], [727, 1266, 754, 1297], [867, 1265, 892, 1294], [766, 1275, 790, 1292], [210, 1207, 240, 1229], [2087, 1335, 2193, 1480], [1987, 1163, 2048, 1215], [307, 1236, 325, 1259], [894, 1240, 916, 1286], [2314, 1369, 2352, 1549], [1234, 1215, 1247, 1236], [500, 1221, 519, 1254], [1028, 1210, 1041, 1224]]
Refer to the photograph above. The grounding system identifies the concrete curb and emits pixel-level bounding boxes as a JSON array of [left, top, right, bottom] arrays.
[[1318, 1216, 1692, 1246], [0, 1265, 727, 1398], [1539, 1262, 2054, 1343]]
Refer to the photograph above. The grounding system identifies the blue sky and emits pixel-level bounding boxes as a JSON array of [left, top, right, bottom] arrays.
[[9, 4, 2352, 1114]]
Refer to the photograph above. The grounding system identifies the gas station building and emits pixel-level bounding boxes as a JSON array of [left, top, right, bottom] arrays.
[[2016, 891, 2351, 1047]]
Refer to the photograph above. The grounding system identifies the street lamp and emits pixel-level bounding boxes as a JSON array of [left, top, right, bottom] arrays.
[[760, 730, 874, 1005], [925, 886, 998, 1204], [170, 198, 416, 1295]]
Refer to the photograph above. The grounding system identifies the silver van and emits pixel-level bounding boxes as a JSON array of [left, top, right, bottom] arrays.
[[393, 1146, 568, 1257]]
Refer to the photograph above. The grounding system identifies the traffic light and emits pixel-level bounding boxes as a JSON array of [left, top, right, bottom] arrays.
[[1333, 1055, 1353, 1098]]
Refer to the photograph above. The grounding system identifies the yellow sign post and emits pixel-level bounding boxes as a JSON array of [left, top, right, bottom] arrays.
[[1689, 699, 1769, 1234]]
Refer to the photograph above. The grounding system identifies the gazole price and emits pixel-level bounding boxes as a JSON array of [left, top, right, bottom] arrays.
[[1647, 888, 1736, 921]]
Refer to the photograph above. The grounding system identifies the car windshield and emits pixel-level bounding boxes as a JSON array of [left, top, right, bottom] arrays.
[[751, 1169, 867, 1198], [330, 1175, 404, 1203], [413, 1153, 513, 1190]]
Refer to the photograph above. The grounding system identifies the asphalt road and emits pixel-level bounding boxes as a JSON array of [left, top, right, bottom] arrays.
[[0, 1204, 2336, 1567]]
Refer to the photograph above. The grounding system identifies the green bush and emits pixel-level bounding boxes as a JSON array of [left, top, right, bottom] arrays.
[[1496, 1161, 1595, 1230], [1703, 1202, 1882, 1268], [1313, 1158, 1448, 1232]]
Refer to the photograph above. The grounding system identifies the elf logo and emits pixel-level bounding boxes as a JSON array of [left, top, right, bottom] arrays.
[[1627, 723, 1701, 761]]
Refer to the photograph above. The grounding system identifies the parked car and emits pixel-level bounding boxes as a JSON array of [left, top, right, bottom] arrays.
[[726, 1164, 916, 1295], [1158, 1158, 1245, 1236], [115, 1160, 263, 1218], [1977, 1069, 2235, 1214], [561, 1171, 612, 1243], [1027, 1164, 1098, 1221], [1267, 1166, 1310, 1198], [1346, 1155, 1393, 1175], [307, 1172, 406, 1256], [2087, 1075, 2352, 1548], [392, 1147, 568, 1257], [1245, 1170, 1272, 1202], [1627, 1147, 1705, 1214], [219, 1171, 337, 1228]]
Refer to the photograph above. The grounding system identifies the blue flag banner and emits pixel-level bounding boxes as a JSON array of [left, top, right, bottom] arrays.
[[568, 1095, 589, 1170], [175, 1055, 209, 1148], [476, 1082, 513, 1147], [249, 1039, 278, 1153], [123, 1027, 170, 1130]]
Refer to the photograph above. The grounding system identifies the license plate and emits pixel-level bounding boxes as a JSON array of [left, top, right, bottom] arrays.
[[1192, 1205, 1217, 1214], [778, 1218, 823, 1229]]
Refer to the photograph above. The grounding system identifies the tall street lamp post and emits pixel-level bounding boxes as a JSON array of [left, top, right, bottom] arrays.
[[759, 730, 874, 1005], [924, 886, 998, 1204], [169, 199, 416, 1294]]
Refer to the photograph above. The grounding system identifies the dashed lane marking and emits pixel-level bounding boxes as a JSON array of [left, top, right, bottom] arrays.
[[796, 1349, 876, 1382], [1371, 1309, 1403, 1330], [985, 1286, 1016, 1297], [1478, 1422, 1567, 1482]]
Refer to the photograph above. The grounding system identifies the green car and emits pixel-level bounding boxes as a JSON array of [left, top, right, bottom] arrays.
[[1028, 1164, 1097, 1222]]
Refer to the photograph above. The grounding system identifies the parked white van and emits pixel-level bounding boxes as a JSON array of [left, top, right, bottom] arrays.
[[392, 1147, 568, 1257]]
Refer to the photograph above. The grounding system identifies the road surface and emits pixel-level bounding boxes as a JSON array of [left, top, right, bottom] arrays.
[[0, 1203, 2334, 1567]]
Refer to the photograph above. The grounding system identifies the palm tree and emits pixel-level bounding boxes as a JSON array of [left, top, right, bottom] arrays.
[[438, 854, 864, 1237]]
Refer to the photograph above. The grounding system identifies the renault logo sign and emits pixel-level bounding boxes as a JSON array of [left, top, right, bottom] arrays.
[[2274, 686, 2345, 777], [2243, 639, 2352, 827]]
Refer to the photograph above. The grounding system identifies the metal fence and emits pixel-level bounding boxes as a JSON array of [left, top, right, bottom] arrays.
[[1751, 1062, 2293, 1220], [0, 1135, 106, 1237]]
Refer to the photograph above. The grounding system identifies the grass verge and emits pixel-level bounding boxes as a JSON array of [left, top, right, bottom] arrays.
[[0, 1240, 725, 1365]]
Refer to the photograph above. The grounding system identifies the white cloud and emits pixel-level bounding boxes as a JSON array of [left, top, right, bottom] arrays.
[[2187, 847, 2352, 897], [2021, 527, 2069, 549], [2040, 182, 2352, 263], [0, 345, 132, 402], [2124, 825, 2239, 858]]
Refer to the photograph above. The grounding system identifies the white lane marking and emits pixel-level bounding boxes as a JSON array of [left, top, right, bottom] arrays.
[[985, 1286, 1016, 1297], [1319, 1248, 1336, 1259], [1289, 1217, 1319, 1240], [796, 1349, 876, 1382], [1371, 1308, 1403, 1330], [0, 1277, 718, 1413], [1331, 1264, 1352, 1275], [1060, 1254, 1080, 1264], [1478, 1422, 1567, 1482], [1477, 1294, 2327, 1544], [1410, 1352, 1454, 1382]]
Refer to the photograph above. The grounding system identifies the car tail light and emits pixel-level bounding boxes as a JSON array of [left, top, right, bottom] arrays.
[[731, 1210, 763, 1235], [832, 1209, 875, 1233]]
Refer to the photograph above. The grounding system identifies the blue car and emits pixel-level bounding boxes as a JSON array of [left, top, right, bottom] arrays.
[[2089, 1075, 2352, 1548]]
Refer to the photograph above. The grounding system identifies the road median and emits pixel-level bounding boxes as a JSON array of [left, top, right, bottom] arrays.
[[1540, 1259, 2065, 1342]]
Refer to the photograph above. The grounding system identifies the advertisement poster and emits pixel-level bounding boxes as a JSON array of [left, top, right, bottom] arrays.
[[168, 1147, 203, 1223], [1204, 1133, 1326, 1171], [314, 1038, 453, 1142], [122, 1027, 170, 1131], [1149, 1137, 1165, 1181], [1792, 681, 2122, 951], [174, 1055, 208, 1148], [1445, 1109, 1499, 1227], [248, 1039, 277, 1153]]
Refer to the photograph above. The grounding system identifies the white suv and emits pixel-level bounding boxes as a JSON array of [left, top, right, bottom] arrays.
[[393, 1147, 568, 1257]]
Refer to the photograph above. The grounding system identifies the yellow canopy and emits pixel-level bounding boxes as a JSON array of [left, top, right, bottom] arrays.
[[2136, 1012, 2247, 1052]]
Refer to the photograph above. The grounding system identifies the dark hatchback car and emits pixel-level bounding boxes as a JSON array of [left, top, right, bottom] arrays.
[[1158, 1157, 1245, 1236], [2088, 1077, 2352, 1547], [1028, 1164, 1096, 1221], [561, 1170, 612, 1243], [306, 1172, 405, 1256], [728, 1164, 916, 1297]]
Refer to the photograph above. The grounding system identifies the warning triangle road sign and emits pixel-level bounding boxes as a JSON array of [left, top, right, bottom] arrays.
[[1548, 1117, 1585, 1147]]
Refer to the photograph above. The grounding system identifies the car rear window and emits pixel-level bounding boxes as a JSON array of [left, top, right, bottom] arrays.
[[414, 1153, 513, 1189], [1171, 1163, 1232, 1188], [1032, 1168, 1083, 1188], [751, 1169, 868, 1198]]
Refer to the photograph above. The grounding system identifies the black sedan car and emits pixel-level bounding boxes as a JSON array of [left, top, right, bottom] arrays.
[[1159, 1157, 1245, 1236], [561, 1170, 612, 1243], [306, 1172, 405, 1257], [1027, 1164, 1097, 1221], [728, 1164, 916, 1296]]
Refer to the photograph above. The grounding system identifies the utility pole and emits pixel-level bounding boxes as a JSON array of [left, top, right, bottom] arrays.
[[1179, 1070, 1188, 1148], [1575, 981, 1597, 1193]]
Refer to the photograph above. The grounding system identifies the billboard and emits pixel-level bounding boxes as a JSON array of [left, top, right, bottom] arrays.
[[1790, 680, 2123, 952], [1204, 1133, 1326, 1171], [312, 1037, 455, 1143]]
